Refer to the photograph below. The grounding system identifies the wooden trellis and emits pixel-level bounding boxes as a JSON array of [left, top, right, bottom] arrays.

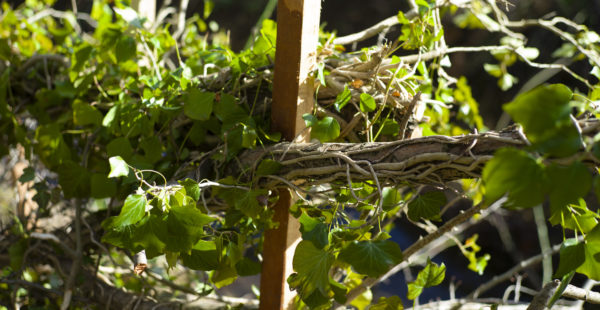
[[260, 0, 322, 309], [131, 0, 323, 308]]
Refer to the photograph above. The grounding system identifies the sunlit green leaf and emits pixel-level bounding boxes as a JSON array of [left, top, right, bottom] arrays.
[[111, 194, 147, 228], [407, 258, 446, 300], [360, 92, 376, 112], [303, 115, 340, 142], [334, 85, 352, 111], [108, 156, 129, 178], [371, 296, 404, 310]]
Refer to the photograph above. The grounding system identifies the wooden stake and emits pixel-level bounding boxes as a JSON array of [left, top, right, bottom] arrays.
[[259, 1, 321, 309]]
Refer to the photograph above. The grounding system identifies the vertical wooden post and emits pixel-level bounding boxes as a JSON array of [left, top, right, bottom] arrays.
[[259, 0, 321, 309]]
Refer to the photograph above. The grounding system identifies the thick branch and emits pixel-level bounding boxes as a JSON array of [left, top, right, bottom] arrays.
[[232, 120, 600, 187]]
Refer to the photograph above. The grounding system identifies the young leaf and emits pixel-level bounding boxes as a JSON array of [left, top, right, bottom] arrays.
[[108, 156, 129, 178], [306, 116, 340, 142], [407, 259, 446, 300], [359, 92, 376, 112], [338, 240, 403, 277], [334, 85, 352, 111]]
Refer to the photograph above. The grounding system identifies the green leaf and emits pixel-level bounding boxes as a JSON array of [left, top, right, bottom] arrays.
[[549, 199, 598, 233], [381, 187, 402, 211], [179, 178, 201, 201], [108, 156, 129, 178], [407, 259, 446, 300], [303, 114, 340, 142], [504, 84, 573, 134], [72, 99, 102, 126], [184, 89, 215, 121], [235, 257, 262, 276], [482, 148, 547, 208], [359, 92, 376, 112], [371, 296, 404, 310], [547, 162, 592, 210], [577, 224, 600, 280], [90, 173, 117, 198], [18, 167, 35, 183], [289, 240, 334, 298], [214, 93, 248, 128], [35, 124, 71, 168], [379, 119, 400, 137], [255, 159, 282, 176], [70, 43, 93, 81], [211, 258, 238, 288], [234, 190, 266, 219], [330, 278, 348, 304], [334, 85, 352, 111], [338, 240, 403, 277], [112, 194, 147, 228], [503, 84, 580, 157], [58, 161, 91, 198], [298, 212, 329, 249], [107, 137, 133, 160], [181, 240, 220, 271], [407, 191, 445, 221], [554, 238, 585, 278], [115, 35, 136, 63], [139, 136, 163, 164], [9, 238, 28, 271], [156, 205, 217, 252]]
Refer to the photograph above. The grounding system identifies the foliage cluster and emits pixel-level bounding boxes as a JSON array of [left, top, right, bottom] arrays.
[[1, 0, 600, 309]]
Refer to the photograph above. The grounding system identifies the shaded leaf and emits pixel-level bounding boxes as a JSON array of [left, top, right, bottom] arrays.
[[482, 148, 546, 208], [338, 240, 403, 277], [407, 191, 445, 221], [184, 89, 215, 121], [289, 240, 334, 298], [554, 238, 585, 278]]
